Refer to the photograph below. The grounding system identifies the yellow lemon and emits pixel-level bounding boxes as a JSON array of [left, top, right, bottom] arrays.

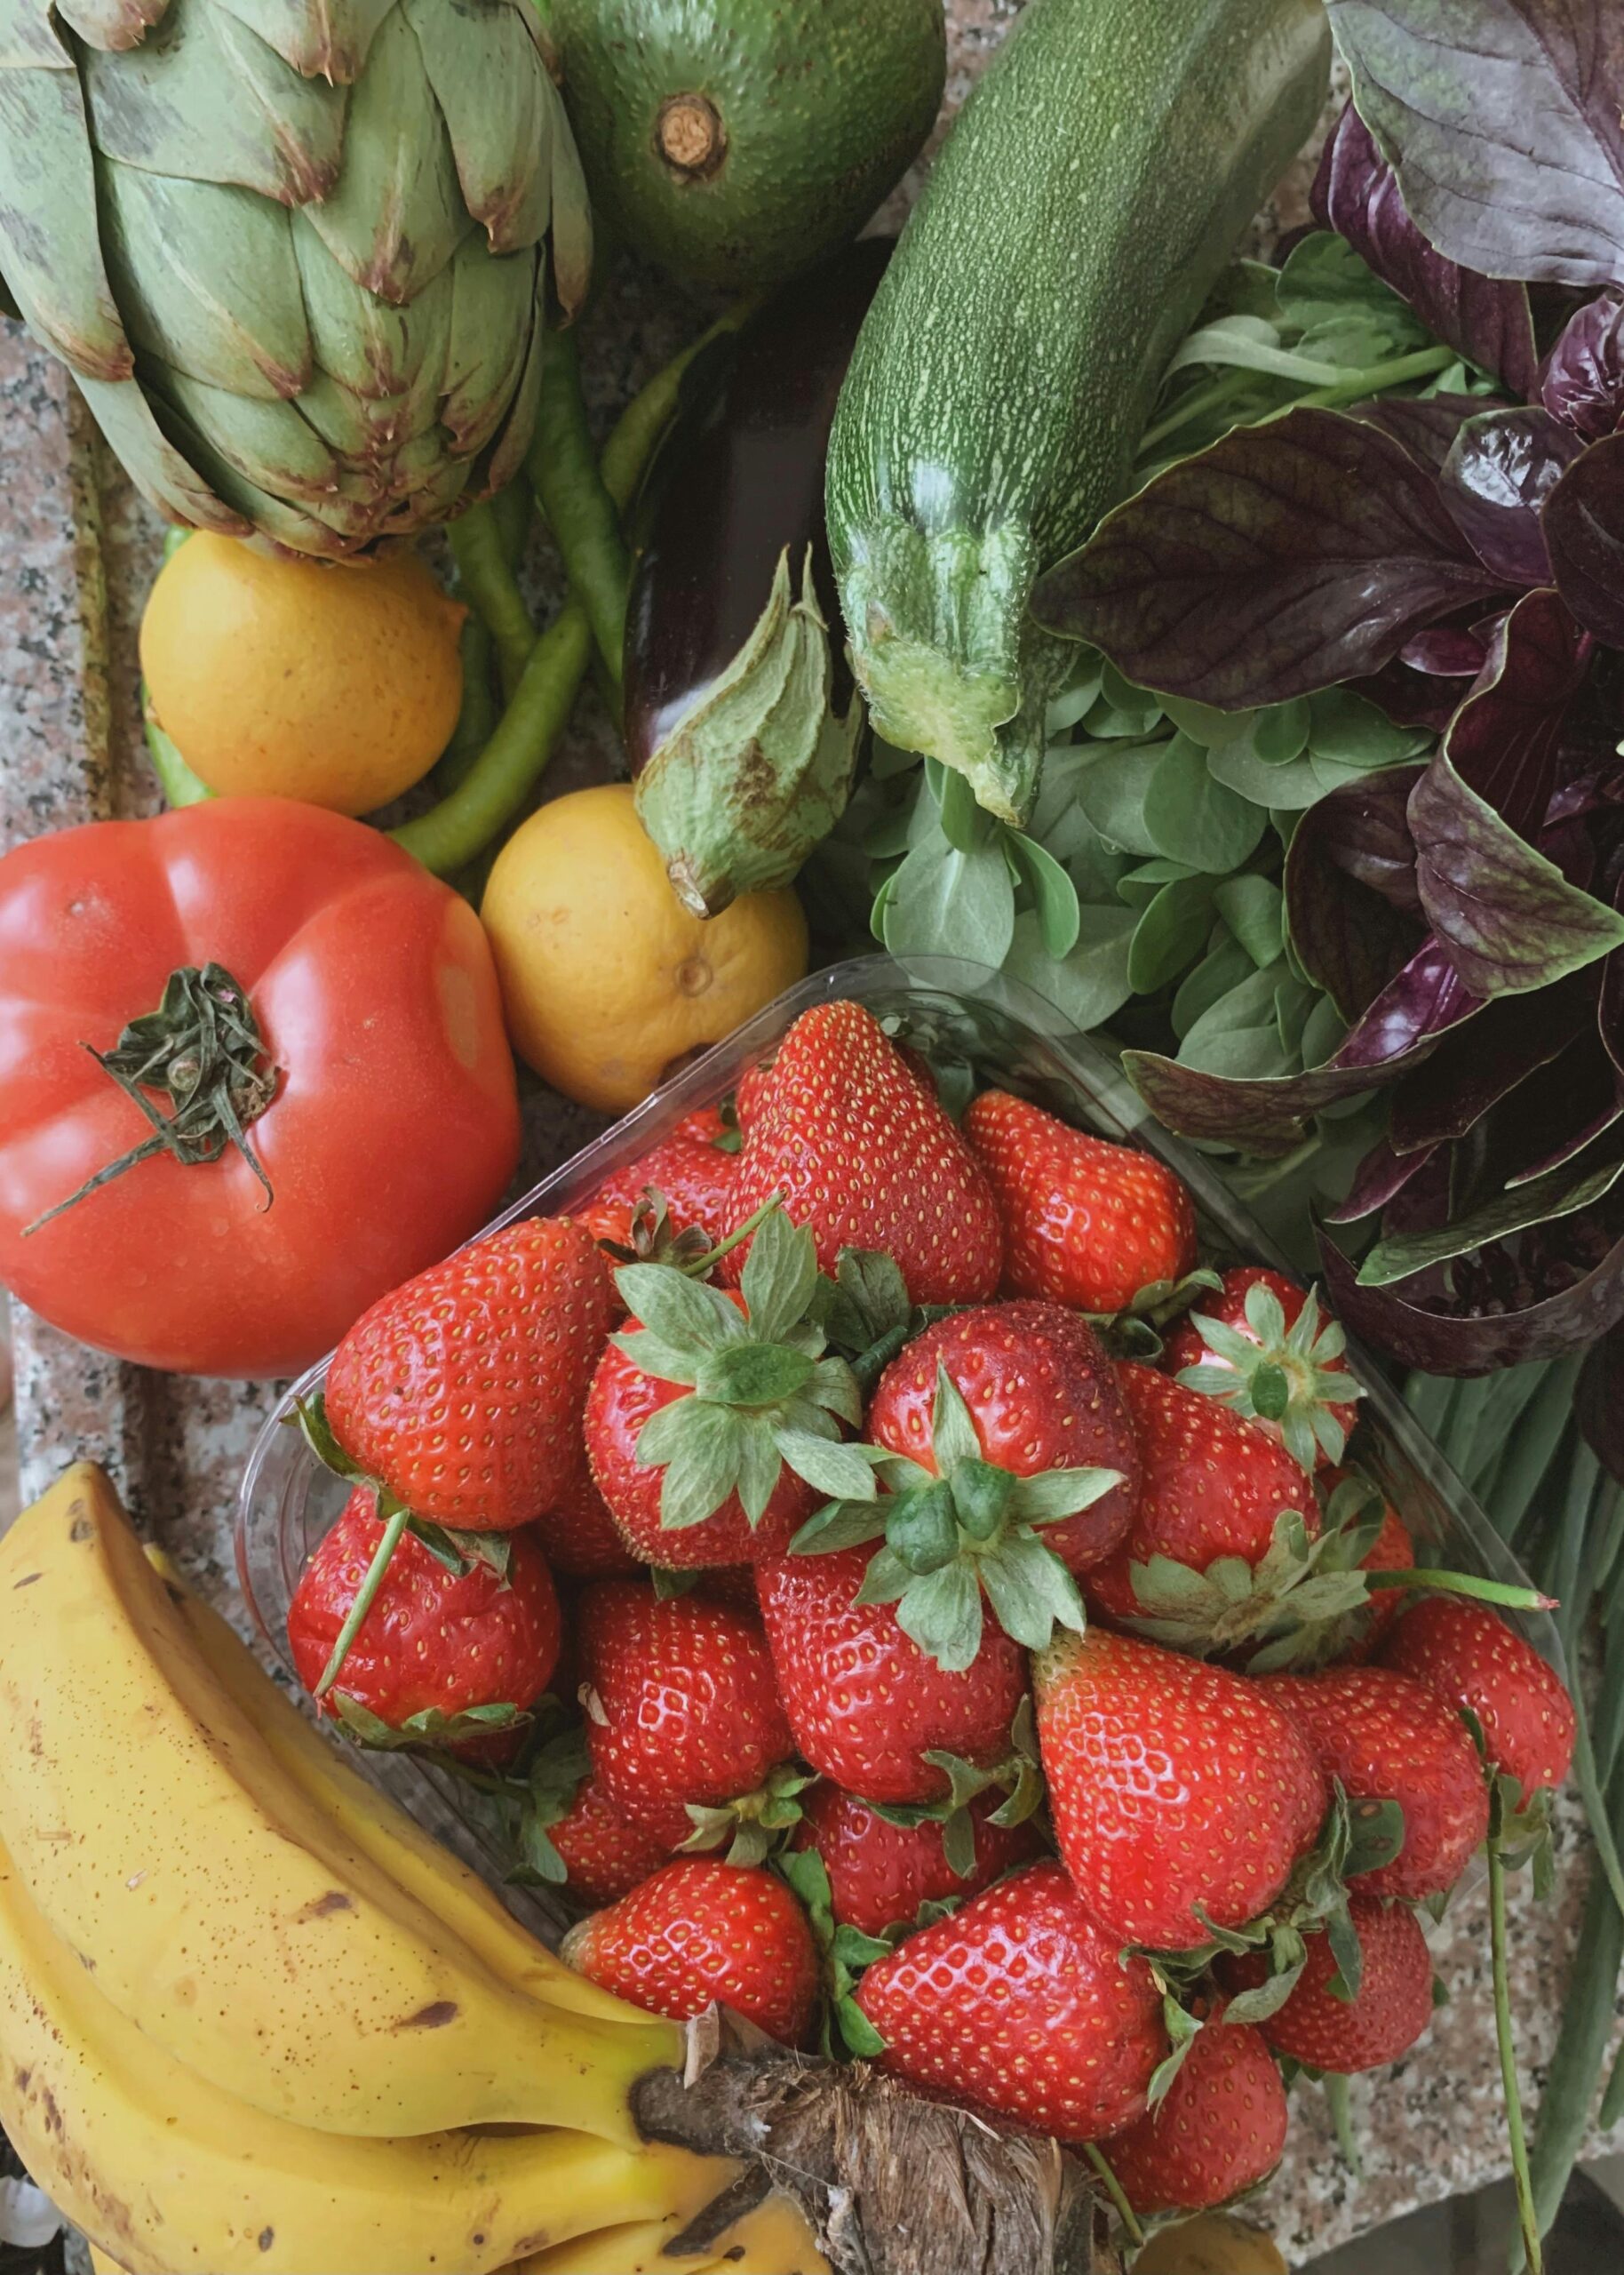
[[1134, 2214, 1289, 2274], [482, 783, 808, 1112], [140, 533, 466, 815]]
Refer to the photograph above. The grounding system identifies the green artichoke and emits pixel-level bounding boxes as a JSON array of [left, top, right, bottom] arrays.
[[0, 0, 590, 555]]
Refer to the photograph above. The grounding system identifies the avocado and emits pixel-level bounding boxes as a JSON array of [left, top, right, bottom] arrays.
[[544, 0, 946, 291]]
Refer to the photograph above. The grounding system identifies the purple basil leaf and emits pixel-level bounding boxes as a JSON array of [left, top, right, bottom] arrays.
[[1124, 937, 1481, 1158], [1033, 411, 1505, 707], [1401, 626, 1492, 676], [1409, 754, 1624, 1000], [1354, 395, 1489, 477], [1506, 1050, 1624, 1180], [1438, 409, 1584, 584], [1284, 767, 1424, 1019], [1440, 587, 1590, 834], [1325, 2, 1624, 290], [1356, 1144, 1624, 1287], [1327, 1133, 1442, 1223], [1388, 981, 1594, 1153], [1311, 106, 1539, 395], [1349, 654, 1471, 730], [1544, 431, 1624, 644], [1333, 936, 1483, 1074], [1318, 1211, 1624, 1372], [1540, 291, 1624, 439], [1578, 1321, 1624, 1482]]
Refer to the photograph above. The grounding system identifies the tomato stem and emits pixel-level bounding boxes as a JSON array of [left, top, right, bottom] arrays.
[[22, 963, 279, 1234], [315, 1505, 410, 1700]]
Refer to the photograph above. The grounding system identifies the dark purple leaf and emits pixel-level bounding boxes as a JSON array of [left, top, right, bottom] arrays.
[[1357, 1141, 1624, 1286], [1033, 411, 1505, 708], [1505, 1043, 1624, 1179], [1601, 870, 1624, 1077], [1438, 410, 1583, 583], [1578, 1321, 1624, 1481], [1388, 982, 1594, 1153], [1311, 106, 1539, 394], [1409, 748, 1624, 997], [1355, 395, 1491, 476], [1544, 432, 1624, 644], [1325, 2, 1624, 290], [1318, 1210, 1624, 1372], [1285, 767, 1424, 1018], [1402, 626, 1493, 676], [1441, 587, 1590, 834], [1333, 936, 1483, 1073], [1540, 291, 1624, 439], [1124, 938, 1481, 1157], [1350, 653, 1472, 730], [1326, 1133, 1442, 1222]]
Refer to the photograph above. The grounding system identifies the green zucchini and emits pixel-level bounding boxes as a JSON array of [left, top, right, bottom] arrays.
[[824, 0, 1331, 823]]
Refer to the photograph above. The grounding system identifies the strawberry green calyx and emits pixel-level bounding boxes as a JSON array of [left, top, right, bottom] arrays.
[[681, 1762, 817, 1869], [792, 1364, 1121, 1671], [777, 1846, 893, 2057], [288, 1393, 518, 1696], [1178, 1281, 1359, 1473], [614, 1208, 885, 1538], [859, 1697, 1046, 1878], [330, 1693, 530, 1755], [1087, 1265, 1222, 1362], [502, 1722, 593, 1886]]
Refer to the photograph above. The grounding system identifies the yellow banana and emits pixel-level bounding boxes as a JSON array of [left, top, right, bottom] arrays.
[[0, 1831, 737, 2275], [159, 1555, 629, 2027], [513, 2193, 832, 2275], [0, 1466, 677, 2139]]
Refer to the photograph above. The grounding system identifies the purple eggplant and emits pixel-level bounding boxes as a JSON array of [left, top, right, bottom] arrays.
[[625, 237, 890, 915]]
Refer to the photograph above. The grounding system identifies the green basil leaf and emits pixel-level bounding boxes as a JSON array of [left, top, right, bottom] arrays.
[[1212, 875, 1285, 968], [1005, 830, 1082, 959], [1074, 742, 1166, 856], [1004, 906, 1136, 1033], [1142, 735, 1267, 873], [1128, 876, 1215, 995], [1251, 699, 1310, 766]]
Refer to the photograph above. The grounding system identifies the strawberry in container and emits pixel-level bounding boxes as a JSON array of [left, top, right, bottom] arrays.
[[246, 968, 1569, 2266]]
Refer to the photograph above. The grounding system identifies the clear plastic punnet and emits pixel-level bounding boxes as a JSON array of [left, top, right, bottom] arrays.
[[238, 953, 1554, 1923]]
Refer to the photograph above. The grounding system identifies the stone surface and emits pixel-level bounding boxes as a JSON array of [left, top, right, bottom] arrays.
[[0, 5, 1618, 2261]]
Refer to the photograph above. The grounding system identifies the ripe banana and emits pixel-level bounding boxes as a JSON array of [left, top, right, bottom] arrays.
[[158, 1552, 633, 2028], [0, 1465, 678, 2138], [0, 1829, 731, 2275], [513, 2194, 833, 2274]]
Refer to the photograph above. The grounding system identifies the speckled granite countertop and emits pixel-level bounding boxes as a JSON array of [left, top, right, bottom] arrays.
[[1, 4, 1620, 2260]]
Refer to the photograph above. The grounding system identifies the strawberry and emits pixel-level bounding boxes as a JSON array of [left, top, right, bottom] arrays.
[[562, 1857, 819, 2044], [757, 1543, 1029, 1806], [854, 1860, 1166, 2142], [1335, 1479, 1415, 1659], [1033, 1628, 1325, 1951], [674, 1101, 741, 1147], [1085, 1364, 1315, 1634], [790, 1783, 1043, 1940], [288, 1488, 560, 1760], [1261, 1667, 1489, 1903], [586, 1211, 877, 1569], [812, 1304, 1135, 1669], [1379, 1598, 1576, 1800], [1163, 1267, 1359, 1473], [323, 1216, 612, 1529], [534, 1447, 641, 1580], [1224, 1894, 1435, 2072], [734, 1061, 774, 1130], [576, 1130, 740, 1254], [726, 1002, 1002, 1305], [577, 1580, 794, 1851], [546, 1776, 675, 1908], [1104, 2020, 1289, 2215], [962, 1090, 1197, 1314]]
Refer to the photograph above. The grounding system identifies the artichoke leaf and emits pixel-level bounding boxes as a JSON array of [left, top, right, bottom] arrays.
[[155, 362, 344, 497], [475, 278, 544, 493], [380, 444, 470, 531], [78, 371, 250, 531], [55, 0, 168, 57], [545, 70, 591, 316], [99, 163, 311, 395], [441, 229, 536, 456], [404, 0, 553, 257], [635, 548, 864, 917], [158, 387, 378, 547], [82, 0, 346, 205], [300, 2, 462, 304], [209, 0, 396, 85], [294, 206, 448, 404], [0, 60, 133, 379]]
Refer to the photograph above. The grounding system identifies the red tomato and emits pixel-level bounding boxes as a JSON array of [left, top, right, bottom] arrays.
[[0, 799, 520, 1376]]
